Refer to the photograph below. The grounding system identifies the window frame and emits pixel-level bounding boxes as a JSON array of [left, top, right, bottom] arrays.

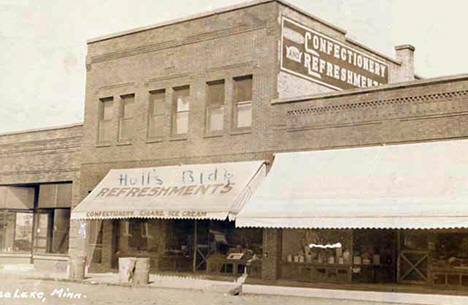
[[205, 79, 225, 136], [147, 89, 166, 141], [118, 94, 135, 143], [171, 85, 190, 137], [232, 75, 253, 131], [97, 97, 114, 144]]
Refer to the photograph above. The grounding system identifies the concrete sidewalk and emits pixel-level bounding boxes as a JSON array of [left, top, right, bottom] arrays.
[[1, 265, 468, 305], [0, 265, 240, 293], [243, 284, 468, 305]]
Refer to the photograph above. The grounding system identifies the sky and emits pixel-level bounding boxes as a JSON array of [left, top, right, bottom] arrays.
[[0, 0, 467, 133]]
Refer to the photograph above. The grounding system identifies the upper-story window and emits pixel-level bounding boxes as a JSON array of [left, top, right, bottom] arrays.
[[172, 86, 190, 136], [98, 97, 113, 143], [118, 94, 135, 142], [233, 75, 253, 129], [205, 80, 225, 133], [148, 89, 166, 139]]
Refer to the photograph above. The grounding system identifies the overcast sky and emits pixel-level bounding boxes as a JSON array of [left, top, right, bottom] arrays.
[[1, 0, 467, 133]]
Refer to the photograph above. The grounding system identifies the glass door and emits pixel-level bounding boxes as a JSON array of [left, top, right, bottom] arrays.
[[34, 211, 52, 253]]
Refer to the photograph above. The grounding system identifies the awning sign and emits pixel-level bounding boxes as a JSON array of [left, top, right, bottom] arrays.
[[281, 17, 389, 90], [71, 161, 265, 220]]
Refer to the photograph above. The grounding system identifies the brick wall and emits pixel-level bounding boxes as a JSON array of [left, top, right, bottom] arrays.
[[0, 124, 82, 186]]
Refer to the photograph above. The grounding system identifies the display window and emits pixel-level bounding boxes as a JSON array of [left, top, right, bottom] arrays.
[[432, 232, 468, 287], [111, 219, 263, 275], [0, 210, 33, 253]]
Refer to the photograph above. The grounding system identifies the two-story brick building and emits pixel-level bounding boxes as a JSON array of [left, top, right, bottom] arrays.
[[70, 0, 418, 276], [3, 0, 468, 294]]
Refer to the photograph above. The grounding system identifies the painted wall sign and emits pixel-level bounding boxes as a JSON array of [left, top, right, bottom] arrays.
[[281, 17, 389, 90]]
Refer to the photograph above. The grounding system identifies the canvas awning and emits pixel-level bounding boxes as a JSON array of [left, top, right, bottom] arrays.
[[236, 140, 468, 229], [71, 160, 266, 220]]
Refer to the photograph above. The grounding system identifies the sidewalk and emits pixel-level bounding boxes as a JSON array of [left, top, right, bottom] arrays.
[[0, 265, 240, 293], [1, 265, 468, 305], [243, 284, 468, 305]]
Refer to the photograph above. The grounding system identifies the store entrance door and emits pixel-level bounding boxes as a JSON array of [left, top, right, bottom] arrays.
[[352, 230, 397, 283], [397, 231, 430, 284], [33, 211, 52, 253]]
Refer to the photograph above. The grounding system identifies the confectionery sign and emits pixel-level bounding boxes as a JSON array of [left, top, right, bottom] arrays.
[[281, 17, 389, 90]]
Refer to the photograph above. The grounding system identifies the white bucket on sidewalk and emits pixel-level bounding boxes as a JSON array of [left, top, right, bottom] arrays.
[[118, 257, 136, 283], [134, 257, 150, 285]]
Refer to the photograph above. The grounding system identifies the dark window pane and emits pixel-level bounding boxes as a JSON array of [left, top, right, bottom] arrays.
[[121, 94, 135, 119], [150, 90, 165, 116], [234, 76, 252, 103], [100, 97, 113, 121], [207, 81, 225, 106]]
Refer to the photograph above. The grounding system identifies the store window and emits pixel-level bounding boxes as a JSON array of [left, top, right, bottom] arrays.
[[172, 86, 190, 135], [36, 184, 72, 254], [0, 211, 33, 253], [119, 94, 135, 142], [233, 75, 253, 129], [281, 229, 353, 283], [433, 233, 468, 287], [128, 220, 148, 251], [205, 80, 225, 133], [98, 97, 114, 143], [148, 89, 166, 139]]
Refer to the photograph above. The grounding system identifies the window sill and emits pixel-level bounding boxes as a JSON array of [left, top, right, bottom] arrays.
[[116, 141, 132, 146], [33, 254, 69, 261], [96, 143, 112, 148], [230, 128, 252, 136], [0, 252, 31, 257], [169, 135, 188, 142], [146, 138, 164, 144], [203, 132, 224, 139]]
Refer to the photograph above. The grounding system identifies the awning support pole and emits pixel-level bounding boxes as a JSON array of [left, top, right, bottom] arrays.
[[193, 220, 198, 272]]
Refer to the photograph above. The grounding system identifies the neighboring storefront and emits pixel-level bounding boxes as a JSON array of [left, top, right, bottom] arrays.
[[0, 123, 81, 272], [0, 184, 72, 272], [237, 140, 468, 289]]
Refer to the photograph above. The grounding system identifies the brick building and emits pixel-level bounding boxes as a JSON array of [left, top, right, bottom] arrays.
[[0, 123, 81, 272], [2, 0, 468, 293]]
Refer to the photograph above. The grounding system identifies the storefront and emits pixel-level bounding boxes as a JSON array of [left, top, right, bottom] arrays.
[[72, 161, 266, 277], [0, 183, 72, 270], [237, 139, 468, 290]]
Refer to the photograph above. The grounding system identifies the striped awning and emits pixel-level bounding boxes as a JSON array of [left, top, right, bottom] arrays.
[[237, 140, 468, 229], [71, 160, 266, 220]]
